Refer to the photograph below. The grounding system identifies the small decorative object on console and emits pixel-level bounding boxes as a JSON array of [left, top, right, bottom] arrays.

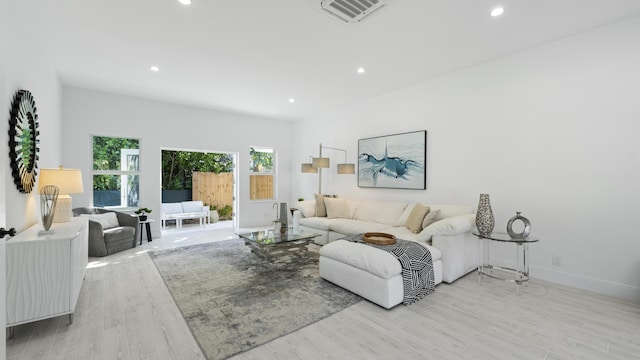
[[363, 232, 396, 245], [475, 194, 495, 236], [39, 185, 59, 234], [506, 211, 531, 239]]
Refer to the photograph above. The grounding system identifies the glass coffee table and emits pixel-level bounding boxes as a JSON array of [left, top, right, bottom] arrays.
[[236, 229, 319, 261]]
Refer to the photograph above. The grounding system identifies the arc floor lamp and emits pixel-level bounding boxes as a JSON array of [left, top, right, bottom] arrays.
[[301, 143, 355, 193]]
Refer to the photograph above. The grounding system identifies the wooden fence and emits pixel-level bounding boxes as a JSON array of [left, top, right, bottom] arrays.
[[192, 172, 234, 209], [249, 174, 274, 200]]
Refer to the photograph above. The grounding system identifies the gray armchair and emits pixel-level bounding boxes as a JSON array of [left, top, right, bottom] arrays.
[[73, 207, 139, 257]]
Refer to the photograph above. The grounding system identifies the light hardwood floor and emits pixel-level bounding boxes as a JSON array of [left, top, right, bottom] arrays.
[[7, 224, 640, 360]]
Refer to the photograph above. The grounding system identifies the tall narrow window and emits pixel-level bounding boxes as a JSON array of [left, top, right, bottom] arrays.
[[249, 146, 275, 200], [92, 136, 140, 208]]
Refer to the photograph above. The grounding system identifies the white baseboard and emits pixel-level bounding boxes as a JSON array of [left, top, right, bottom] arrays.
[[532, 265, 640, 303], [490, 258, 640, 303]]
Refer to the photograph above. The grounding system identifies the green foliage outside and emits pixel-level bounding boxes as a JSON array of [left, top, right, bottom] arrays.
[[162, 150, 233, 190], [250, 147, 273, 172], [93, 136, 139, 191], [212, 204, 233, 220]]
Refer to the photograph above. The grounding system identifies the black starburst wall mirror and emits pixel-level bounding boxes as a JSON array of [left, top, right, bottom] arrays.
[[8, 89, 40, 193]]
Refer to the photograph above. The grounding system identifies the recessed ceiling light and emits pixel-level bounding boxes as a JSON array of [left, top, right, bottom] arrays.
[[490, 7, 504, 17], [150, 65, 160, 72], [357, 67, 366, 74], [289, 98, 295, 103], [179, 0, 191, 5]]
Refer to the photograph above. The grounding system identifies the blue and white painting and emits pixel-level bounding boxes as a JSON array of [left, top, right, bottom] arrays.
[[358, 130, 426, 189]]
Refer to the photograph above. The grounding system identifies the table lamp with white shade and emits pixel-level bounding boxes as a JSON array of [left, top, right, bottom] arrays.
[[37, 166, 84, 223]]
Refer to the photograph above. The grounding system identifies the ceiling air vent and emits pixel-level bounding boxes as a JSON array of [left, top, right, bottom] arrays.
[[320, 0, 387, 23]]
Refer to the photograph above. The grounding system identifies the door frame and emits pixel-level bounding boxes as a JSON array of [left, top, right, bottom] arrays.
[[160, 148, 238, 228]]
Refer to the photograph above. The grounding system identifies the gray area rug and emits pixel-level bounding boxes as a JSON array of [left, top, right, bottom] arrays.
[[149, 239, 362, 360]]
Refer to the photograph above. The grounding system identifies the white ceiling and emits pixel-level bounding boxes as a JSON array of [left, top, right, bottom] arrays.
[[24, 0, 640, 120]]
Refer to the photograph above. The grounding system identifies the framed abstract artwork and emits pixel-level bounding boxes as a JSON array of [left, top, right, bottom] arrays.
[[358, 130, 426, 189]]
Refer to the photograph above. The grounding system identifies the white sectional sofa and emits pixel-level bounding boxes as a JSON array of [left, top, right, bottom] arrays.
[[161, 201, 209, 229], [295, 197, 478, 308]]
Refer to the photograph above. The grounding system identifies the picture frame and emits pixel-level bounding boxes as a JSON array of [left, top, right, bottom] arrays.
[[358, 130, 426, 189]]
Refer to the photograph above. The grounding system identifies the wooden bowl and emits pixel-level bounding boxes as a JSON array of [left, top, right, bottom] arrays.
[[362, 232, 396, 245]]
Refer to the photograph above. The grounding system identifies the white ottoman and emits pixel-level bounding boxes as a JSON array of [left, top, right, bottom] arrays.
[[319, 239, 443, 309]]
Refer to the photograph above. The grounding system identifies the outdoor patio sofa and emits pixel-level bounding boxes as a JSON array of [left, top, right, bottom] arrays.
[[161, 200, 209, 229]]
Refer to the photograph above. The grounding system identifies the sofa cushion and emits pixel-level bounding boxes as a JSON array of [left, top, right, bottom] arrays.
[[319, 240, 401, 279], [417, 214, 475, 242], [406, 204, 430, 233], [364, 226, 442, 261], [299, 217, 332, 231], [296, 200, 316, 218], [162, 202, 184, 215], [325, 197, 350, 219], [428, 204, 473, 219], [106, 237, 137, 255], [421, 243, 441, 262], [103, 226, 136, 243], [329, 219, 389, 235], [375, 227, 443, 261], [409, 240, 442, 262], [347, 199, 362, 218], [182, 201, 204, 213], [82, 212, 120, 229], [353, 200, 408, 226]]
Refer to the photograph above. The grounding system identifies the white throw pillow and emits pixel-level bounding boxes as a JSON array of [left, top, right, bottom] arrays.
[[395, 203, 416, 226], [296, 200, 316, 218], [82, 212, 120, 229], [422, 208, 441, 229], [313, 194, 338, 218], [417, 214, 474, 242], [324, 197, 350, 219]]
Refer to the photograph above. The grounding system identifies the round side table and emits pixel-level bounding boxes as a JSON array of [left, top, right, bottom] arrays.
[[138, 218, 155, 245], [473, 231, 539, 293]]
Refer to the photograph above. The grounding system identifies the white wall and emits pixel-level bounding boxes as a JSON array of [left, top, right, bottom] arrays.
[[2, 1, 64, 356], [3, 3, 63, 234], [1, 0, 8, 354], [292, 17, 640, 302], [62, 87, 292, 236]]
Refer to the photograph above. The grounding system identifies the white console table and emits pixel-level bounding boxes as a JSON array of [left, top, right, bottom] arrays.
[[5, 217, 88, 336]]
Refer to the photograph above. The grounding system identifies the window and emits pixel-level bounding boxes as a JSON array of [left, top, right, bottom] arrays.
[[249, 146, 275, 200], [92, 136, 140, 208]]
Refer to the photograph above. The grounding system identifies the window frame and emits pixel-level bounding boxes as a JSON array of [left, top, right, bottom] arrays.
[[91, 135, 141, 210], [249, 146, 276, 201]]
